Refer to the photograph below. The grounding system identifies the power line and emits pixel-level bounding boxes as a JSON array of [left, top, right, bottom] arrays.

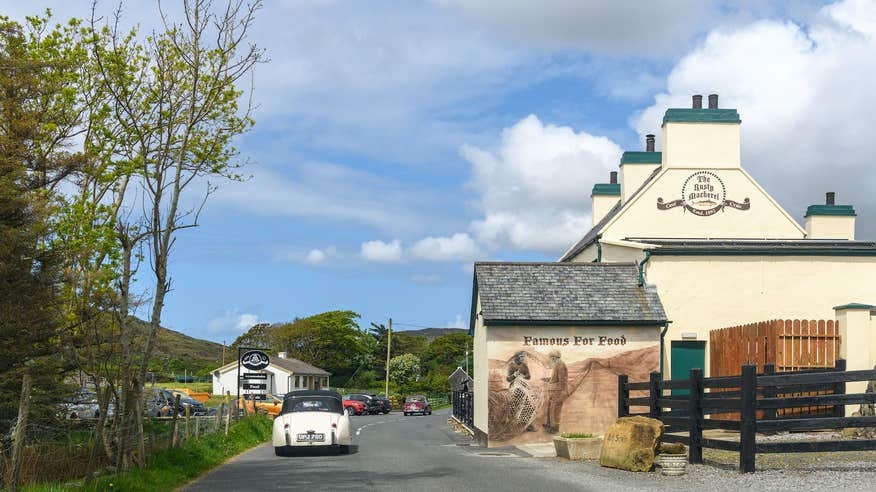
[[393, 321, 461, 330]]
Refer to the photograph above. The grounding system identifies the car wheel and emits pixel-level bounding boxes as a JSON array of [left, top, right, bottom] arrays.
[[427, 411, 432, 415], [274, 446, 287, 457], [69, 412, 77, 419], [403, 412, 408, 416], [339, 445, 350, 455]]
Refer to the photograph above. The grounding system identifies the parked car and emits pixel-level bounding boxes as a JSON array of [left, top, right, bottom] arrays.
[[341, 396, 368, 416], [143, 388, 182, 417], [345, 393, 382, 415], [238, 393, 284, 417], [403, 395, 432, 416], [370, 395, 391, 414], [168, 390, 208, 416], [61, 388, 114, 419], [272, 390, 352, 456]]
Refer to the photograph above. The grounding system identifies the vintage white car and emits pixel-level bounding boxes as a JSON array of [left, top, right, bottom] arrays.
[[272, 390, 352, 456]]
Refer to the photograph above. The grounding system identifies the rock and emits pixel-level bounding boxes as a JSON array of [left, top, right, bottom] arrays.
[[599, 416, 663, 472]]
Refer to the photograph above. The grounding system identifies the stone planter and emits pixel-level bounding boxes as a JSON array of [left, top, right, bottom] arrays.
[[553, 436, 603, 460], [656, 454, 687, 476]]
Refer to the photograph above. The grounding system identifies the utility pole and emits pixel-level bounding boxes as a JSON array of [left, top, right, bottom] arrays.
[[384, 318, 392, 396]]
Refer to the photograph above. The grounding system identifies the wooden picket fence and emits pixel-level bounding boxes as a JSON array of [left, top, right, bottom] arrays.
[[710, 319, 841, 418]]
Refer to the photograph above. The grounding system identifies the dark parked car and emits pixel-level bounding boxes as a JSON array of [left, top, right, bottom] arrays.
[[346, 393, 382, 415], [143, 388, 183, 417], [403, 395, 431, 416], [370, 395, 391, 414], [168, 390, 208, 416]]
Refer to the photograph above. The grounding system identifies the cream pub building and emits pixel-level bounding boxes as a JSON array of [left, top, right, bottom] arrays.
[[469, 94, 876, 447]]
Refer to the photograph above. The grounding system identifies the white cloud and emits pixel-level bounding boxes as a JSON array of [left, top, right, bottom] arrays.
[[434, 0, 719, 55], [462, 115, 623, 254], [410, 233, 480, 261], [213, 162, 452, 237], [206, 309, 262, 339], [446, 314, 466, 329], [304, 246, 337, 265], [248, 1, 523, 163], [360, 239, 404, 263], [634, 0, 876, 238]]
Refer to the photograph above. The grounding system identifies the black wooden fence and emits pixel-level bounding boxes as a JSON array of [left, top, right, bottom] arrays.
[[452, 390, 473, 428], [618, 359, 876, 472]]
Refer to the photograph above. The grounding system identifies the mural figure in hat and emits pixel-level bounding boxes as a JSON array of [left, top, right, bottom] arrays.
[[506, 351, 536, 432], [542, 349, 568, 433]]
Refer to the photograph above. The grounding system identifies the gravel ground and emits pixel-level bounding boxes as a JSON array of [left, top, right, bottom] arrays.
[[533, 433, 876, 492], [535, 452, 876, 492]]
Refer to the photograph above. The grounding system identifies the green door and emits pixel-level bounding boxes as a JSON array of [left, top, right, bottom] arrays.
[[670, 341, 706, 395]]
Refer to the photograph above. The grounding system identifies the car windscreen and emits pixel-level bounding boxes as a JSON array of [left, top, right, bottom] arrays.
[[406, 396, 426, 403], [280, 396, 343, 415]]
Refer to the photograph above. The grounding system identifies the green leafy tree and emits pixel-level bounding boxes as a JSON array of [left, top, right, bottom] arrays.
[[422, 333, 470, 372], [389, 353, 421, 389], [231, 322, 272, 350], [272, 311, 372, 380], [0, 13, 89, 436]]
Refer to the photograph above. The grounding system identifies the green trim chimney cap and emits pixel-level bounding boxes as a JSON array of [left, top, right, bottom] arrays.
[[834, 303, 875, 310], [620, 151, 662, 165], [662, 108, 741, 126], [805, 205, 857, 217], [591, 183, 620, 196]]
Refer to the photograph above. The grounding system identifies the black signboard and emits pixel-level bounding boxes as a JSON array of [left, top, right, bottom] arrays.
[[243, 383, 266, 390], [241, 350, 270, 370], [243, 373, 267, 380], [244, 394, 267, 401]]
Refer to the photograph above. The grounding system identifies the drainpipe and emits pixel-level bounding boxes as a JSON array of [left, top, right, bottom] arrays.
[[595, 235, 602, 263], [660, 322, 671, 379], [638, 251, 651, 286]]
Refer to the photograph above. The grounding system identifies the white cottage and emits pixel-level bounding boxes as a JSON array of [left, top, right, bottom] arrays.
[[211, 352, 331, 396]]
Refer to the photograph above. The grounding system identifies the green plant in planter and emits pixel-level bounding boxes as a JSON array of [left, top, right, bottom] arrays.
[[561, 433, 594, 439], [658, 442, 686, 455]]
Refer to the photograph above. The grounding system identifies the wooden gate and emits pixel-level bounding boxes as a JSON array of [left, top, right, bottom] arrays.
[[709, 319, 841, 417]]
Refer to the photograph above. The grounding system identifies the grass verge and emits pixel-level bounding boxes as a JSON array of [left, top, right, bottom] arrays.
[[25, 415, 272, 492]]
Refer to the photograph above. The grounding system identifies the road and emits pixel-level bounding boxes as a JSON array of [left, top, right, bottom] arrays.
[[183, 408, 636, 491]]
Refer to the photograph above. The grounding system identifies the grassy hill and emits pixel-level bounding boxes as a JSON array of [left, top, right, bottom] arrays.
[[130, 318, 225, 378], [398, 327, 467, 339]]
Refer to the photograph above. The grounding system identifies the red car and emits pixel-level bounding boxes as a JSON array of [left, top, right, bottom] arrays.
[[342, 396, 368, 415], [403, 395, 432, 416]]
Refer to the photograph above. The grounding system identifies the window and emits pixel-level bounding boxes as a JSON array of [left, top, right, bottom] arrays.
[[294, 376, 300, 388]]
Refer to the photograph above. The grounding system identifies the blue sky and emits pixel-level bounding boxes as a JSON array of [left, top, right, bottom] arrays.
[[7, 0, 876, 343]]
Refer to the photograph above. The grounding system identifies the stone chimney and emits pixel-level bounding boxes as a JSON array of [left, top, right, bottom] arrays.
[[620, 134, 661, 203], [662, 93, 741, 169], [805, 192, 856, 240], [591, 172, 620, 226]]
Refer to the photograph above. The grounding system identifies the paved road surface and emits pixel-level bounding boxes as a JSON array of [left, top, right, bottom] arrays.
[[185, 409, 876, 492], [184, 409, 621, 491]]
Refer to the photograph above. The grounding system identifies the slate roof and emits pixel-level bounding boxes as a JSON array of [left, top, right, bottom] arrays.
[[630, 239, 876, 255], [559, 165, 662, 262], [470, 262, 667, 333], [214, 356, 331, 376], [272, 357, 331, 376]]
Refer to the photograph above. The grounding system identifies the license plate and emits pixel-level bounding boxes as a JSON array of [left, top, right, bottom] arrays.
[[296, 433, 324, 442]]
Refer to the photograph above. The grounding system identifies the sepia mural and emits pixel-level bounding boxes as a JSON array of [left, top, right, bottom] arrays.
[[486, 326, 659, 446]]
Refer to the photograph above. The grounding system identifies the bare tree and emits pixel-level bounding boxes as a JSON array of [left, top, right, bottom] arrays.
[[89, 0, 265, 469]]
